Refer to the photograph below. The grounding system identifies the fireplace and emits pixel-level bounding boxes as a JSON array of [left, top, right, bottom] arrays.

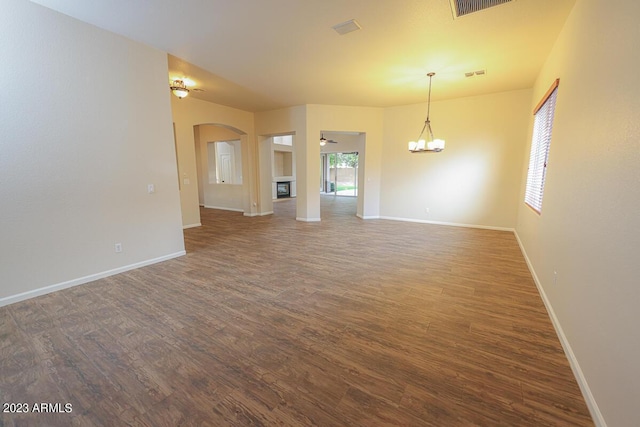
[[277, 181, 291, 198]]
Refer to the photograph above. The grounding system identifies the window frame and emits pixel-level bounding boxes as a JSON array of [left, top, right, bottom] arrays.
[[525, 79, 560, 214]]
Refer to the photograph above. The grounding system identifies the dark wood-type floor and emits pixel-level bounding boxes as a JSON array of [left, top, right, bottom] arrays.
[[1, 196, 593, 426]]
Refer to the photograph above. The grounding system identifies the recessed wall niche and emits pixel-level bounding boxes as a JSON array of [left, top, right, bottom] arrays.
[[273, 150, 293, 177], [271, 134, 296, 200]]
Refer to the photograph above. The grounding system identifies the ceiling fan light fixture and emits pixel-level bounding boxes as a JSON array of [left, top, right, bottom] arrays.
[[320, 133, 339, 145], [170, 79, 189, 99]]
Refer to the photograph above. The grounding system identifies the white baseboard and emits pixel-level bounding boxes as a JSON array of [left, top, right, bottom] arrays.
[[296, 217, 321, 222], [378, 216, 514, 232], [514, 231, 606, 427], [203, 205, 244, 212], [357, 214, 380, 220], [0, 251, 186, 308], [182, 223, 201, 229], [246, 211, 274, 217]]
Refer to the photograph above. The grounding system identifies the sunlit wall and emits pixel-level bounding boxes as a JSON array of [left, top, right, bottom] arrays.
[[381, 89, 532, 229]]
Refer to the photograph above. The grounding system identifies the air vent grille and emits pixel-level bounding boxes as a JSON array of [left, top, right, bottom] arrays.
[[332, 19, 361, 35], [450, 0, 513, 18]]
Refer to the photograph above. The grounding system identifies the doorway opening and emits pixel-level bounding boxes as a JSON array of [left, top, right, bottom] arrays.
[[193, 124, 245, 213], [320, 152, 358, 197], [208, 140, 242, 185]]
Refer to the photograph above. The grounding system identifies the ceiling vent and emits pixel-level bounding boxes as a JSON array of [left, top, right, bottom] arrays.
[[450, 0, 513, 18], [332, 19, 361, 35]]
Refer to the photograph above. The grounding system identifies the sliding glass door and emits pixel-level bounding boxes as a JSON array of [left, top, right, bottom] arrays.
[[320, 152, 358, 196]]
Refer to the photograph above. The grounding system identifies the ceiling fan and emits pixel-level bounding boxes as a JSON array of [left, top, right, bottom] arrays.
[[320, 133, 339, 146]]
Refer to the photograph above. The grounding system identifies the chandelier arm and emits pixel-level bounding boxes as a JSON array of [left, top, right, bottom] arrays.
[[426, 120, 435, 141], [417, 73, 435, 141], [416, 120, 428, 142]]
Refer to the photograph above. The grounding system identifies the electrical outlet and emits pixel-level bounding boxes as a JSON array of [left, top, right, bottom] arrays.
[[425, 207, 430, 213], [115, 243, 122, 253], [147, 184, 155, 194]]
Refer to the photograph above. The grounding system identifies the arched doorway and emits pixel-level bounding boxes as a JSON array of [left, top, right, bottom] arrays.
[[192, 123, 249, 215]]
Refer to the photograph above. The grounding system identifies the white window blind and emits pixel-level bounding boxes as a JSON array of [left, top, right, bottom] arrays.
[[525, 80, 559, 213]]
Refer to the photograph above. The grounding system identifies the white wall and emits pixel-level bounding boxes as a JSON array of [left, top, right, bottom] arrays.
[[516, 1, 640, 425], [381, 89, 531, 229], [0, 0, 185, 304], [171, 96, 256, 225]]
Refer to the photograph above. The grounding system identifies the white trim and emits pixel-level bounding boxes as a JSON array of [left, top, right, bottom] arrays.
[[514, 231, 606, 427], [182, 223, 201, 229], [243, 211, 273, 217], [296, 217, 321, 222], [204, 205, 244, 212], [357, 214, 380, 220], [378, 216, 514, 232], [0, 251, 186, 308]]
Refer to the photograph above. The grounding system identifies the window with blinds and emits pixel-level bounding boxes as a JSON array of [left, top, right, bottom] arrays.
[[525, 79, 559, 213]]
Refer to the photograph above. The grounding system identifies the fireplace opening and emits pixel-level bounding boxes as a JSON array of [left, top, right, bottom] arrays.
[[277, 181, 291, 198]]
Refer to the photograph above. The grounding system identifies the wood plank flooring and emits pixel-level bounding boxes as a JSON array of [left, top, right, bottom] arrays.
[[1, 196, 593, 426]]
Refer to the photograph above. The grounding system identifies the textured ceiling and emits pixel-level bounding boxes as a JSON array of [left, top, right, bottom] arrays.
[[31, 0, 576, 112]]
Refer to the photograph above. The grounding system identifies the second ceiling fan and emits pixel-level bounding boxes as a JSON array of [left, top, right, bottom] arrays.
[[320, 133, 339, 146]]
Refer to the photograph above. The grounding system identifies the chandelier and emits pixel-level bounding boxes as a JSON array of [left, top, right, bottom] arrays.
[[408, 72, 445, 153]]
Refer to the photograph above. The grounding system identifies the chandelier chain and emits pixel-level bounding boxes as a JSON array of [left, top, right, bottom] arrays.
[[416, 72, 435, 142]]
